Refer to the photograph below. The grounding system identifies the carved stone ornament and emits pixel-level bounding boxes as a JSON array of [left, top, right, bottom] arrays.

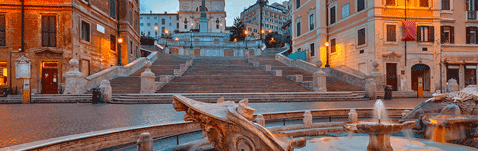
[[15, 55, 31, 79], [173, 95, 306, 151]]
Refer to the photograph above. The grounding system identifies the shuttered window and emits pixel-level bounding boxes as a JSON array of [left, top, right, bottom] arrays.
[[417, 26, 434, 42], [358, 28, 366, 45], [42, 16, 56, 47], [330, 7, 336, 24], [440, 26, 454, 44], [466, 27, 478, 44], [0, 15, 5, 46], [110, 0, 115, 19], [81, 21, 90, 42], [357, 0, 365, 12], [442, 0, 450, 10], [386, 25, 396, 42]]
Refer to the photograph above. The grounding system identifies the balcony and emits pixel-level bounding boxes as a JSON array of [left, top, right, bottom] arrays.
[[468, 11, 477, 20]]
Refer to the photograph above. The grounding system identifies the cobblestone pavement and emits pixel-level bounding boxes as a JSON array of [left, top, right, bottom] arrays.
[[0, 98, 426, 148]]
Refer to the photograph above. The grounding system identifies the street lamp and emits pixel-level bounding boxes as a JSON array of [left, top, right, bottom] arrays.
[[324, 42, 330, 67], [164, 30, 169, 47], [117, 38, 123, 66], [154, 26, 159, 41], [244, 30, 249, 49]]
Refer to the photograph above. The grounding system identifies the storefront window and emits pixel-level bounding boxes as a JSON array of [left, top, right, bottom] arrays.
[[0, 62, 7, 85], [465, 66, 477, 86]]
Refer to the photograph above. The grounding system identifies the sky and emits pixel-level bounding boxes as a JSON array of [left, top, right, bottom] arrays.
[[139, 0, 288, 26]]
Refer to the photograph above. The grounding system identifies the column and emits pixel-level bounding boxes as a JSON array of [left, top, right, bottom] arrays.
[[459, 64, 465, 90]]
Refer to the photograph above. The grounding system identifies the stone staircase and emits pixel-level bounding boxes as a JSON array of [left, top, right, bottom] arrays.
[[250, 50, 364, 92], [109, 54, 188, 94], [157, 57, 311, 93], [110, 91, 367, 104]]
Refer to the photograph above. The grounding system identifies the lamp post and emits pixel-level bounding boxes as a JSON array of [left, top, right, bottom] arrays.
[[244, 30, 249, 49], [154, 26, 159, 42], [117, 38, 123, 66], [258, 0, 268, 43], [164, 30, 169, 47], [190, 30, 193, 49], [324, 42, 330, 67]]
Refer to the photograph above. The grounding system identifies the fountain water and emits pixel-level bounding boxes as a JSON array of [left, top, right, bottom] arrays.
[[374, 99, 389, 124]]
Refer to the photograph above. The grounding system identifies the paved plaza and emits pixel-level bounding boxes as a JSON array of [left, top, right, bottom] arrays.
[[0, 98, 426, 148]]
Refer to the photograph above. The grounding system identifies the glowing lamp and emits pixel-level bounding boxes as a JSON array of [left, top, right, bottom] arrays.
[[261, 30, 265, 34], [165, 30, 169, 34], [118, 38, 123, 43], [154, 26, 158, 31], [325, 42, 329, 47], [244, 30, 248, 35]]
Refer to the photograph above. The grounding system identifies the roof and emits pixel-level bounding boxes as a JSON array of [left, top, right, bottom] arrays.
[[140, 13, 179, 16]]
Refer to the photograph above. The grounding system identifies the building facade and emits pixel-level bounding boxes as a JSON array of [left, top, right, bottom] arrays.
[[178, 0, 226, 33], [292, 0, 478, 93], [240, 1, 289, 39], [0, 0, 140, 94], [140, 12, 179, 39]]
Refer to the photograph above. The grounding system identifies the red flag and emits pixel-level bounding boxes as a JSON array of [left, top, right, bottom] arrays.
[[402, 21, 417, 41]]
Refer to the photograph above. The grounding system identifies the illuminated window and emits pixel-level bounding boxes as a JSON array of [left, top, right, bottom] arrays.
[[330, 39, 336, 53], [0, 62, 7, 85]]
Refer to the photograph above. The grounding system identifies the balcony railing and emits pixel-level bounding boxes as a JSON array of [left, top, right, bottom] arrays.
[[468, 11, 477, 20]]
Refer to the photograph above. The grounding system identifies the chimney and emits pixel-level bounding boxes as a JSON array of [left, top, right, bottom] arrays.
[[150, 10, 152, 14], [165, 11, 167, 14]]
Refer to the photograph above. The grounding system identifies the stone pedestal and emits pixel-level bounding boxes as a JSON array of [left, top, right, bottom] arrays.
[[265, 64, 271, 71], [64, 59, 87, 94], [137, 132, 153, 151], [255, 114, 265, 127], [140, 60, 156, 94], [368, 62, 384, 91], [348, 109, 358, 122], [303, 110, 313, 126], [365, 78, 377, 99], [446, 78, 459, 92], [99, 80, 112, 102], [313, 61, 327, 92]]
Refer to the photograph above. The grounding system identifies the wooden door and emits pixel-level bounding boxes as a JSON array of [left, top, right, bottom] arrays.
[[386, 63, 398, 91], [42, 62, 59, 94]]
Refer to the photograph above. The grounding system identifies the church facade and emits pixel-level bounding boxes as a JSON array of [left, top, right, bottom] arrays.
[[178, 0, 226, 33]]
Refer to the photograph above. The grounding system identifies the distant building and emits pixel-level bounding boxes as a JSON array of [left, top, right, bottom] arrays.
[[140, 12, 179, 39], [178, 0, 226, 33], [240, 1, 288, 39], [0, 0, 140, 94]]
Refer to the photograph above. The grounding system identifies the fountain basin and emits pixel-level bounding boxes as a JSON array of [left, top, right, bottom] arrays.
[[343, 119, 417, 135], [297, 136, 477, 151], [343, 119, 417, 151], [422, 114, 478, 143]]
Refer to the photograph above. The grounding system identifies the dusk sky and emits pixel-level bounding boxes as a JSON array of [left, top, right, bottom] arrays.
[[139, 0, 288, 26]]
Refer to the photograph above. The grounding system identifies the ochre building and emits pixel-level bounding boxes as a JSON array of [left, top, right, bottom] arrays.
[[292, 0, 478, 93], [0, 0, 141, 94]]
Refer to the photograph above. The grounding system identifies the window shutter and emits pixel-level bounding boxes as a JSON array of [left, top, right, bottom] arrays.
[[417, 26, 422, 42], [475, 27, 478, 44], [466, 0, 470, 11], [476, 0, 478, 11], [466, 27, 471, 44], [440, 26, 445, 44], [429, 26, 434, 42], [0, 15, 5, 46], [41, 16, 48, 47], [450, 26, 455, 44], [49, 16, 56, 47]]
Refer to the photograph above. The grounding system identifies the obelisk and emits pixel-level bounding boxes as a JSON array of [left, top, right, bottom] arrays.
[[199, 0, 208, 32]]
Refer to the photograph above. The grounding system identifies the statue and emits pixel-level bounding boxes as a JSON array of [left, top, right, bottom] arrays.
[[199, 0, 208, 32]]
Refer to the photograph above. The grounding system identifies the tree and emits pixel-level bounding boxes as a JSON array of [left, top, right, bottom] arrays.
[[229, 17, 246, 41], [264, 32, 285, 48]]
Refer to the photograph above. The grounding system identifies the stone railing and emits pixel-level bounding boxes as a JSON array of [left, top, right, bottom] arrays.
[[5, 107, 412, 151], [158, 39, 263, 48], [275, 43, 366, 89], [85, 50, 158, 90], [323, 67, 366, 89]]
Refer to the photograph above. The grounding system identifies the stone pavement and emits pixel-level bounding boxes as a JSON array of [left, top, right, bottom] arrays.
[[0, 98, 426, 148]]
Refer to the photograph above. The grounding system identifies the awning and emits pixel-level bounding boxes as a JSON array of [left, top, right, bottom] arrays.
[[402, 21, 417, 41]]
